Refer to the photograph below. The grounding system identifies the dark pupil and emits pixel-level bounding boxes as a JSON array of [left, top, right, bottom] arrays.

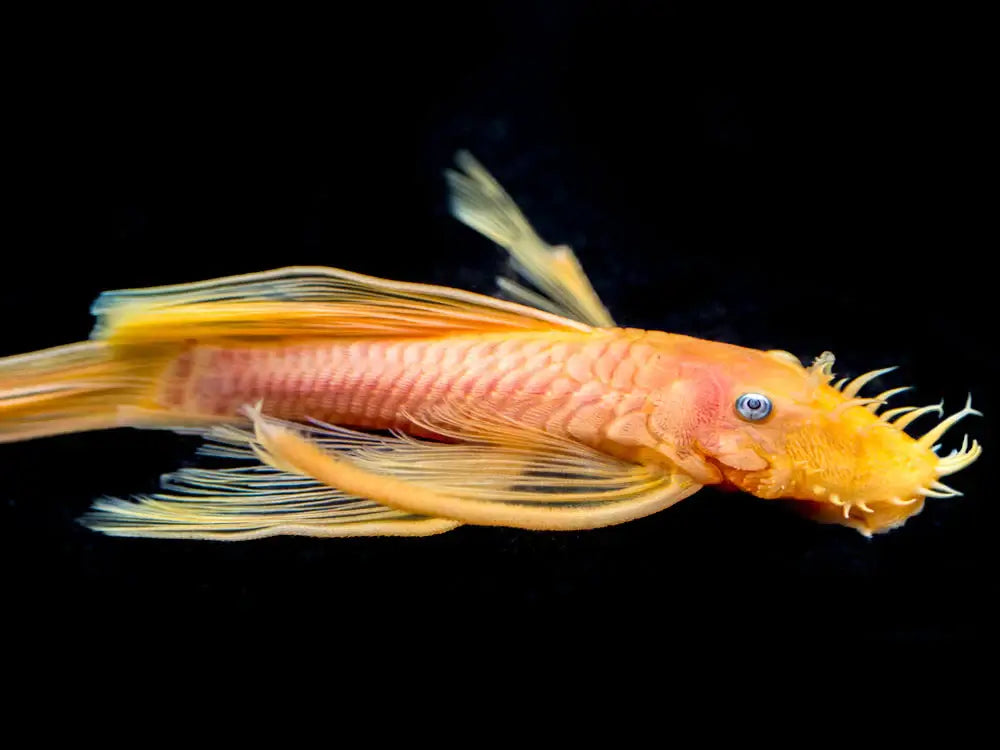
[[746, 398, 761, 410]]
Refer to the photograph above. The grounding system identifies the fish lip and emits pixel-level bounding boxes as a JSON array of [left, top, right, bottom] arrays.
[[712, 455, 787, 499]]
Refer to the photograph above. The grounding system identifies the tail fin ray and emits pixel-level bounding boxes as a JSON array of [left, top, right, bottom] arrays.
[[0, 341, 172, 443]]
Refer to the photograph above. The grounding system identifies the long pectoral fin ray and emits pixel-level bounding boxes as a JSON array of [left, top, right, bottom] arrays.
[[241, 403, 700, 531], [81, 402, 701, 538], [79, 427, 461, 540]]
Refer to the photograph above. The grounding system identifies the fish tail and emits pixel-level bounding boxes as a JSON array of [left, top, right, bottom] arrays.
[[0, 340, 176, 443], [0, 261, 589, 445]]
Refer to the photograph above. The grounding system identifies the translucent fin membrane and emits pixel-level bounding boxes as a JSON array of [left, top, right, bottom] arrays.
[[81, 419, 454, 539], [79, 445, 450, 540], [445, 151, 615, 328], [240, 403, 701, 531], [80, 394, 702, 539], [90, 265, 591, 345]]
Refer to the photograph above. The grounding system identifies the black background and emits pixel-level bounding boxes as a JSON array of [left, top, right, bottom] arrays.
[[3, 3, 995, 648]]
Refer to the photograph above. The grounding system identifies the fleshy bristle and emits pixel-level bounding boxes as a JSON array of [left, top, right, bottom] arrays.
[[880, 405, 917, 422], [831, 397, 886, 417], [892, 402, 944, 431], [809, 352, 837, 386], [931, 480, 962, 495], [916, 394, 983, 449], [866, 386, 912, 412], [936, 436, 982, 477], [842, 366, 898, 398], [918, 486, 964, 499]]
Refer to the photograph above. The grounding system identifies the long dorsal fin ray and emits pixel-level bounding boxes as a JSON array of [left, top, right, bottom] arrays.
[[445, 151, 615, 328], [89, 265, 591, 345]]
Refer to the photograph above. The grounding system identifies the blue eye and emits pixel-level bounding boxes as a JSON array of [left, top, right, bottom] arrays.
[[736, 393, 772, 421]]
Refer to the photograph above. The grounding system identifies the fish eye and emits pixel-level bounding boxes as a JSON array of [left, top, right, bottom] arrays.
[[735, 393, 772, 421]]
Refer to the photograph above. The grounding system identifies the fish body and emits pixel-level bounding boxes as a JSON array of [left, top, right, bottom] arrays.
[[149, 329, 738, 470], [0, 153, 983, 539]]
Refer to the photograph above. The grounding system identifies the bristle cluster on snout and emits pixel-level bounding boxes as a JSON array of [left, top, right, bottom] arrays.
[[831, 365, 984, 491], [934, 431, 983, 477]]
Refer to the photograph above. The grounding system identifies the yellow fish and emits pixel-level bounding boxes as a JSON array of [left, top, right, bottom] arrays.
[[0, 153, 982, 539]]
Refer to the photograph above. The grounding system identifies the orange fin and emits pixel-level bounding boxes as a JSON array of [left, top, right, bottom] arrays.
[[240, 403, 700, 531], [80, 400, 700, 538], [446, 151, 615, 328], [89, 266, 591, 345], [0, 341, 176, 443]]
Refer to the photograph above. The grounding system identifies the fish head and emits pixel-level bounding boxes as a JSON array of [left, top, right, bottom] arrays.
[[679, 347, 982, 536]]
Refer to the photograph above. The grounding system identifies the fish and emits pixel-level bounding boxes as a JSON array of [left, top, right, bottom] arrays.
[[0, 152, 983, 540]]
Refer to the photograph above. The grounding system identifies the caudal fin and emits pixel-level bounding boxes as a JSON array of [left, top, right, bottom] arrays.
[[0, 341, 173, 443]]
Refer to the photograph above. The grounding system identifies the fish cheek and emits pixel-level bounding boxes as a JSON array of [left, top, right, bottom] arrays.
[[648, 369, 769, 474], [698, 429, 770, 472], [645, 376, 728, 485]]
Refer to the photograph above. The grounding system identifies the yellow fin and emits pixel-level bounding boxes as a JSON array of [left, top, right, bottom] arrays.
[[89, 265, 590, 345], [0, 341, 177, 443], [81, 399, 701, 539], [79, 426, 460, 540], [446, 151, 615, 328], [243, 403, 700, 531]]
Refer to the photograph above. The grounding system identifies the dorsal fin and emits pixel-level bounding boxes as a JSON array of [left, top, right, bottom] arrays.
[[445, 151, 615, 328], [90, 266, 592, 344]]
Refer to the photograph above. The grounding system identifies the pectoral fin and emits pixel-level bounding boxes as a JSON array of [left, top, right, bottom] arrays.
[[80, 419, 461, 540], [81, 401, 701, 539], [243, 403, 700, 531], [81, 456, 460, 540]]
